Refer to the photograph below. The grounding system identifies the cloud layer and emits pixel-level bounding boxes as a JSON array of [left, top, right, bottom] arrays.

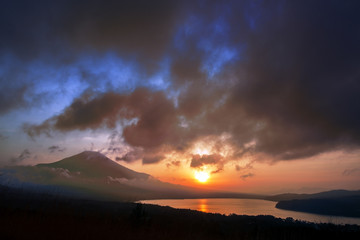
[[2, 0, 360, 169]]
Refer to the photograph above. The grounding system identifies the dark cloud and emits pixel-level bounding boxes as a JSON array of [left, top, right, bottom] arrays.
[[0, 0, 187, 67], [172, 0, 360, 161], [23, 121, 52, 139], [10, 149, 31, 164], [0, 84, 29, 114], [190, 154, 224, 174], [25, 89, 180, 149], [228, 0, 360, 160], [48, 145, 66, 153], [0, 0, 189, 114], [190, 154, 222, 168], [25, 88, 184, 164], [18, 0, 360, 167]]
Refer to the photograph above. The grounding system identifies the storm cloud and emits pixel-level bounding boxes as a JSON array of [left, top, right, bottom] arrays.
[[25, 88, 180, 147], [0, 0, 185, 63], [3, 0, 359, 166]]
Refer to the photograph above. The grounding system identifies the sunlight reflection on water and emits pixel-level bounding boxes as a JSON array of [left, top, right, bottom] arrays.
[[197, 199, 208, 212], [141, 198, 360, 226]]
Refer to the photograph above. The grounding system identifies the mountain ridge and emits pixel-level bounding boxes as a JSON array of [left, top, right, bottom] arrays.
[[1, 151, 202, 201], [37, 151, 149, 180], [266, 189, 360, 202]]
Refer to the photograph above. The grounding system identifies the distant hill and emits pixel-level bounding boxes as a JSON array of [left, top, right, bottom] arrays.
[[266, 189, 360, 202], [276, 196, 360, 218], [262, 189, 360, 218], [270, 190, 360, 218]]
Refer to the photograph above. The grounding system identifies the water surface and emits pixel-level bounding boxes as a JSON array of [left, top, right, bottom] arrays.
[[141, 198, 360, 225]]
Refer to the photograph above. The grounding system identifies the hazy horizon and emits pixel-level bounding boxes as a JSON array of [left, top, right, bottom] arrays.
[[1, 150, 359, 196]]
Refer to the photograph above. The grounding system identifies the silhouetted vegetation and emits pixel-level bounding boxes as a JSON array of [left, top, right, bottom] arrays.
[[1, 185, 359, 240], [276, 196, 360, 218]]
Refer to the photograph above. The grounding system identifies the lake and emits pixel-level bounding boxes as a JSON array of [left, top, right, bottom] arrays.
[[140, 198, 360, 225]]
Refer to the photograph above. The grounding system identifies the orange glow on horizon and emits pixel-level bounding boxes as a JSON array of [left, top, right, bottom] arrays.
[[117, 149, 360, 194]]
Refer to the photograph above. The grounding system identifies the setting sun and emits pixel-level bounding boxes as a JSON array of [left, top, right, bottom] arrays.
[[195, 171, 210, 183]]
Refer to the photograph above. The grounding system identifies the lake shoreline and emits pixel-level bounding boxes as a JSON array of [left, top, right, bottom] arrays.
[[141, 198, 360, 226], [2, 190, 360, 240], [276, 196, 360, 218]]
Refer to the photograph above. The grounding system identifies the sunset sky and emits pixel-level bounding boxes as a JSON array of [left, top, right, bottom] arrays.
[[0, 0, 360, 194]]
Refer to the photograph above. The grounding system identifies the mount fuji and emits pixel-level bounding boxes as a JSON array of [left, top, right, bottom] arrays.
[[0, 151, 198, 201]]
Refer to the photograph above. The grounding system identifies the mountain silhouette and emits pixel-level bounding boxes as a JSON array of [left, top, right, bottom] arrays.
[[0, 151, 201, 201], [37, 151, 149, 180], [266, 189, 360, 201]]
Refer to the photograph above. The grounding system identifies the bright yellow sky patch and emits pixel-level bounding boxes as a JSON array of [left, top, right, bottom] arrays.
[[195, 170, 210, 183]]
